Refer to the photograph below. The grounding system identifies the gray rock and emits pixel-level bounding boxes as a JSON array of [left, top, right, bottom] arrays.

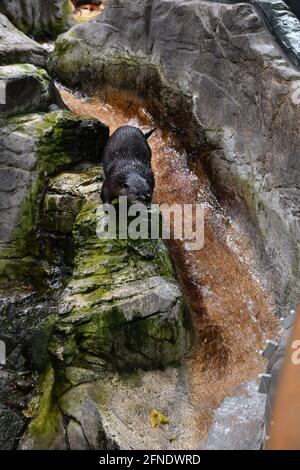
[[18, 169, 192, 450], [0, 14, 48, 67], [0, 64, 60, 118], [0, 0, 74, 39], [0, 367, 36, 450], [0, 405, 25, 450], [203, 381, 265, 450], [67, 420, 90, 450], [0, 111, 109, 282], [253, 0, 300, 68], [22, 365, 203, 450], [54, 0, 300, 315], [45, 169, 192, 373]]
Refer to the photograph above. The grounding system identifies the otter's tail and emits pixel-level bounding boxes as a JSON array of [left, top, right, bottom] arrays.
[[144, 128, 156, 140]]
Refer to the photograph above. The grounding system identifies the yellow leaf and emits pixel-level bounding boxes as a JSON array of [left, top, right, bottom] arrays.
[[150, 409, 169, 428]]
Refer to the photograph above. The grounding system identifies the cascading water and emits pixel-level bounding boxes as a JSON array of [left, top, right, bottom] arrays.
[[59, 86, 279, 444]]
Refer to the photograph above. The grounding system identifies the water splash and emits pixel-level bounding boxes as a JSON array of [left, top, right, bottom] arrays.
[[59, 86, 278, 443]]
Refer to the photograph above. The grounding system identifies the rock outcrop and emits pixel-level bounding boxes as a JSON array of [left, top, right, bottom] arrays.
[[0, 13, 192, 447], [0, 11, 110, 449], [0, 111, 108, 283], [0, 0, 74, 39], [0, 64, 59, 118], [0, 14, 48, 68], [54, 0, 300, 315], [19, 168, 192, 450]]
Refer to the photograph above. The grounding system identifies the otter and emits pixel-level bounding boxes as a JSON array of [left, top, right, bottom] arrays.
[[101, 126, 156, 204]]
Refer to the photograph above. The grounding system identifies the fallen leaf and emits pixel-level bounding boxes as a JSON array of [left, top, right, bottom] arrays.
[[150, 409, 169, 428]]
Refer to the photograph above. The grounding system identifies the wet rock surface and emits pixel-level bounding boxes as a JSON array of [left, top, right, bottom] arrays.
[[0, 0, 74, 39], [203, 381, 265, 450], [0, 10, 109, 449], [54, 0, 300, 315], [19, 169, 192, 450], [0, 111, 108, 283], [253, 0, 300, 68], [0, 367, 37, 450]]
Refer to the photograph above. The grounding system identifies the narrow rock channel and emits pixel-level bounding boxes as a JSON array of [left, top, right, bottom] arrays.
[[58, 85, 278, 448], [1, 0, 299, 452]]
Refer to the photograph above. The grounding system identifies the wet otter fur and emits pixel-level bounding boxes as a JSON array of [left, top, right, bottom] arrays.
[[101, 126, 156, 204]]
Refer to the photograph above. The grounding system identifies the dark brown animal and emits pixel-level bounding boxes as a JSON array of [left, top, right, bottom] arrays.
[[101, 126, 156, 204]]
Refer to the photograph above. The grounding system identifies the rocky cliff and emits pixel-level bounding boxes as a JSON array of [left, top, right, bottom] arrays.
[[0, 8, 193, 449], [0, 0, 74, 39], [54, 0, 300, 315]]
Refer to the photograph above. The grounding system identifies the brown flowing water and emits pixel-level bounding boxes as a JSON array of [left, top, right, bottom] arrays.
[[59, 86, 279, 442]]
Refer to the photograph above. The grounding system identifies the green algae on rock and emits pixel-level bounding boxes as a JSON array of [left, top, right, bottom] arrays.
[[53, 0, 300, 314], [44, 169, 192, 373], [0, 0, 74, 40], [0, 111, 109, 283]]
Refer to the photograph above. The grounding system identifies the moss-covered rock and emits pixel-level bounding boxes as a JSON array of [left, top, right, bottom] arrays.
[[42, 169, 192, 373], [20, 168, 192, 450], [20, 366, 66, 450], [0, 110, 109, 282]]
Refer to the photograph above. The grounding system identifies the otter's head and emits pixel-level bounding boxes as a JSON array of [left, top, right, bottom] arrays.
[[113, 171, 153, 204]]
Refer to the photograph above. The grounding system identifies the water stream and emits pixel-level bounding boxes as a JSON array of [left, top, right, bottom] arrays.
[[59, 86, 279, 442]]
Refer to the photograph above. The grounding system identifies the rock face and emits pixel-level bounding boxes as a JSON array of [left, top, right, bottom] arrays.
[[0, 6, 192, 450], [0, 14, 48, 67], [19, 168, 192, 450], [48, 172, 190, 372], [203, 381, 265, 450], [0, 108, 108, 449], [0, 111, 108, 283], [283, 1, 300, 20], [54, 0, 300, 315], [0, 0, 74, 39], [0, 10, 111, 449], [0, 368, 37, 450], [0, 64, 59, 117]]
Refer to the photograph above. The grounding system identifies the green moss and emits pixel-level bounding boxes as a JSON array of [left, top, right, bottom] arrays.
[[0, 111, 106, 282], [24, 366, 64, 450], [50, 0, 74, 36], [46, 194, 191, 373]]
